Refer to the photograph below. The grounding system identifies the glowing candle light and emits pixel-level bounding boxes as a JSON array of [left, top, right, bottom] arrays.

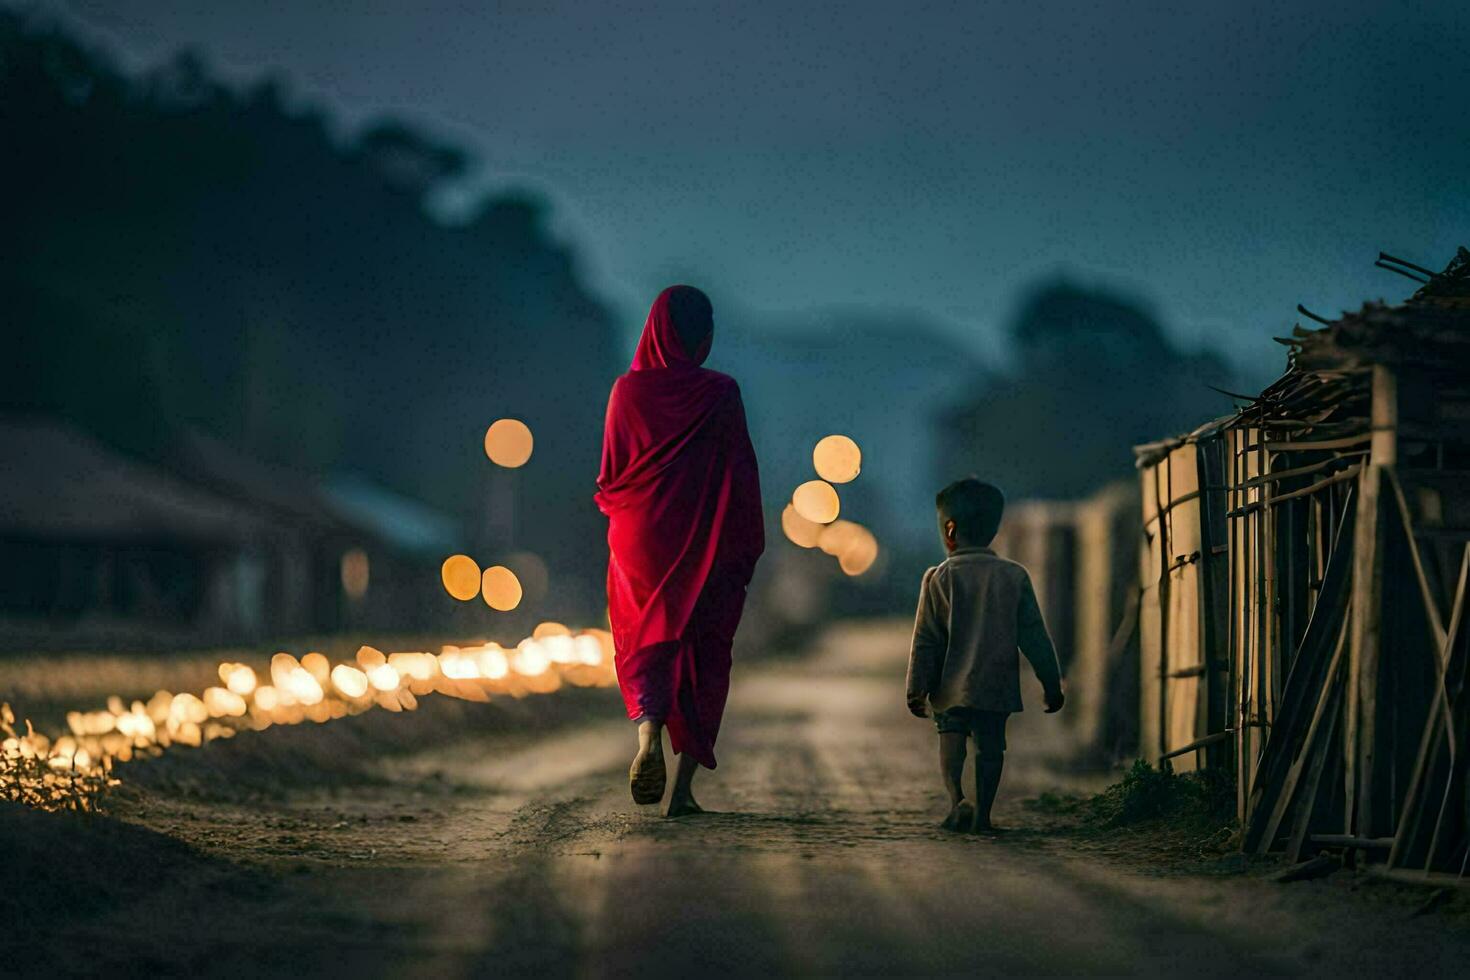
[[223, 664, 257, 696], [512, 639, 550, 677], [542, 635, 576, 664], [253, 685, 281, 712], [389, 652, 436, 682], [270, 653, 300, 691], [145, 692, 172, 725], [285, 668, 325, 706], [357, 645, 388, 670], [301, 652, 332, 686], [367, 663, 401, 693], [3, 606, 636, 810], [474, 645, 510, 680], [573, 634, 604, 666], [115, 709, 154, 740], [330, 664, 369, 699], [439, 652, 479, 680], [170, 693, 208, 726], [203, 687, 247, 718]]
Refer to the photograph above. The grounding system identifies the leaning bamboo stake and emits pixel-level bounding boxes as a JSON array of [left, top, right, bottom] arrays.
[[1287, 693, 1343, 864], [1420, 546, 1468, 873], [1385, 467, 1449, 645], [1389, 693, 1448, 870], [1258, 621, 1349, 854]]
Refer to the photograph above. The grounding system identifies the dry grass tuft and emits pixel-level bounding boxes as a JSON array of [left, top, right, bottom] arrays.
[[1, 703, 118, 813]]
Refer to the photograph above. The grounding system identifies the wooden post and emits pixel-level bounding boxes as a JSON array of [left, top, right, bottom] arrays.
[[1156, 457, 1172, 763], [1232, 428, 1250, 823], [1262, 437, 1278, 738], [1347, 365, 1397, 838]]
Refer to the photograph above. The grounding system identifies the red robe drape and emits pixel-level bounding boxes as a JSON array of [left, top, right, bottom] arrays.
[[595, 286, 764, 768]]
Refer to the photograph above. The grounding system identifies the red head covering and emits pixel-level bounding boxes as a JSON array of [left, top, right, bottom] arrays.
[[595, 286, 764, 768], [629, 284, 714, 370]]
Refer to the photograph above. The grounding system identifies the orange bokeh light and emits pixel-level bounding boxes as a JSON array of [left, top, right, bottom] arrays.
[[781, 503, 823, 548], [340, 547, 370, 599], [812, 434, 861, 484], [441, 554, 482, 601], [484, 418, 534, 468], [481, 565, 523, 611], [792, 480, 840, 524]]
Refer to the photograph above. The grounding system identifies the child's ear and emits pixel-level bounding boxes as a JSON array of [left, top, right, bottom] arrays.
[[944, 519, 957, 541]]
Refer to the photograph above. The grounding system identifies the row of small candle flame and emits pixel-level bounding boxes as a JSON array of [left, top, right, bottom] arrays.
[[1, 624, 616, 787]]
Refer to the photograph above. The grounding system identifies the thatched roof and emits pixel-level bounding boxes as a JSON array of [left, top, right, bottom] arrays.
[[1136, 247, 1470, 462]]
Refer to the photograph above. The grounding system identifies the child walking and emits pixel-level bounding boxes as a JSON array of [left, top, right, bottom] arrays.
[[906, 478, 1065, 833]]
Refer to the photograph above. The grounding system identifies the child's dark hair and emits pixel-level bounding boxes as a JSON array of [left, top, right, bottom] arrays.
[[936, 477, 1005, 544]]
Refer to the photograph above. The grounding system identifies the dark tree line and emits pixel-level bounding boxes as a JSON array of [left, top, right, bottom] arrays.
[[940, 278, 1234, 501], [1, 11, 621, 612]]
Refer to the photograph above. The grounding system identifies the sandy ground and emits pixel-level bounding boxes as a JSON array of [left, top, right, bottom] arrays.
[[5, 620, 1469, 978]]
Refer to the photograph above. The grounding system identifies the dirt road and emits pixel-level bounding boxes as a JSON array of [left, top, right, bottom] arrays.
[[10, 622, 1469, 977]]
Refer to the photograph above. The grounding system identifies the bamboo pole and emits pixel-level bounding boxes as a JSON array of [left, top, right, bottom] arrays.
[[1157, 455, 1172, 763], [1251, 432, 1270, 804], [1233, 428, 1251, 822], [1264, 440, 1280, 729]]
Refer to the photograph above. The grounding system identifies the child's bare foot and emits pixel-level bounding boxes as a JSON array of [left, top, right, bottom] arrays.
[[940, 800, 974, 832], [969, 818, 1008, 836], [665, 793, 704, 818]]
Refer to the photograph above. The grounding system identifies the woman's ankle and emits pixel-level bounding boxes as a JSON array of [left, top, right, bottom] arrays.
[[636, 718, 664, 750]]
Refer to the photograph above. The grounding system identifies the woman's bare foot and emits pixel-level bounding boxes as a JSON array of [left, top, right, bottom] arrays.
[[940, 800, 974, 832], [665, 793, 704, 818], [630, 721, 667, 805], [629, 746, 666, 805], [663, 751, 702, 817]]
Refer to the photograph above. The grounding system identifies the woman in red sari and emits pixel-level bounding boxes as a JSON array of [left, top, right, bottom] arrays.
[[595, 285, 764, 816]]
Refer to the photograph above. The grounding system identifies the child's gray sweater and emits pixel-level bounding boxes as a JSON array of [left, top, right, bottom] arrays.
[[905, 546, 1062, 714]]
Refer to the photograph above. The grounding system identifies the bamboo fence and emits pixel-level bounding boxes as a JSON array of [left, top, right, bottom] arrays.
[[1136, 247, 1470, 875]]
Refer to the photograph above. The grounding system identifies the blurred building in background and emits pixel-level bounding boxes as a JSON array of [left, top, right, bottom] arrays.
[[0, 417, 453, 652]]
